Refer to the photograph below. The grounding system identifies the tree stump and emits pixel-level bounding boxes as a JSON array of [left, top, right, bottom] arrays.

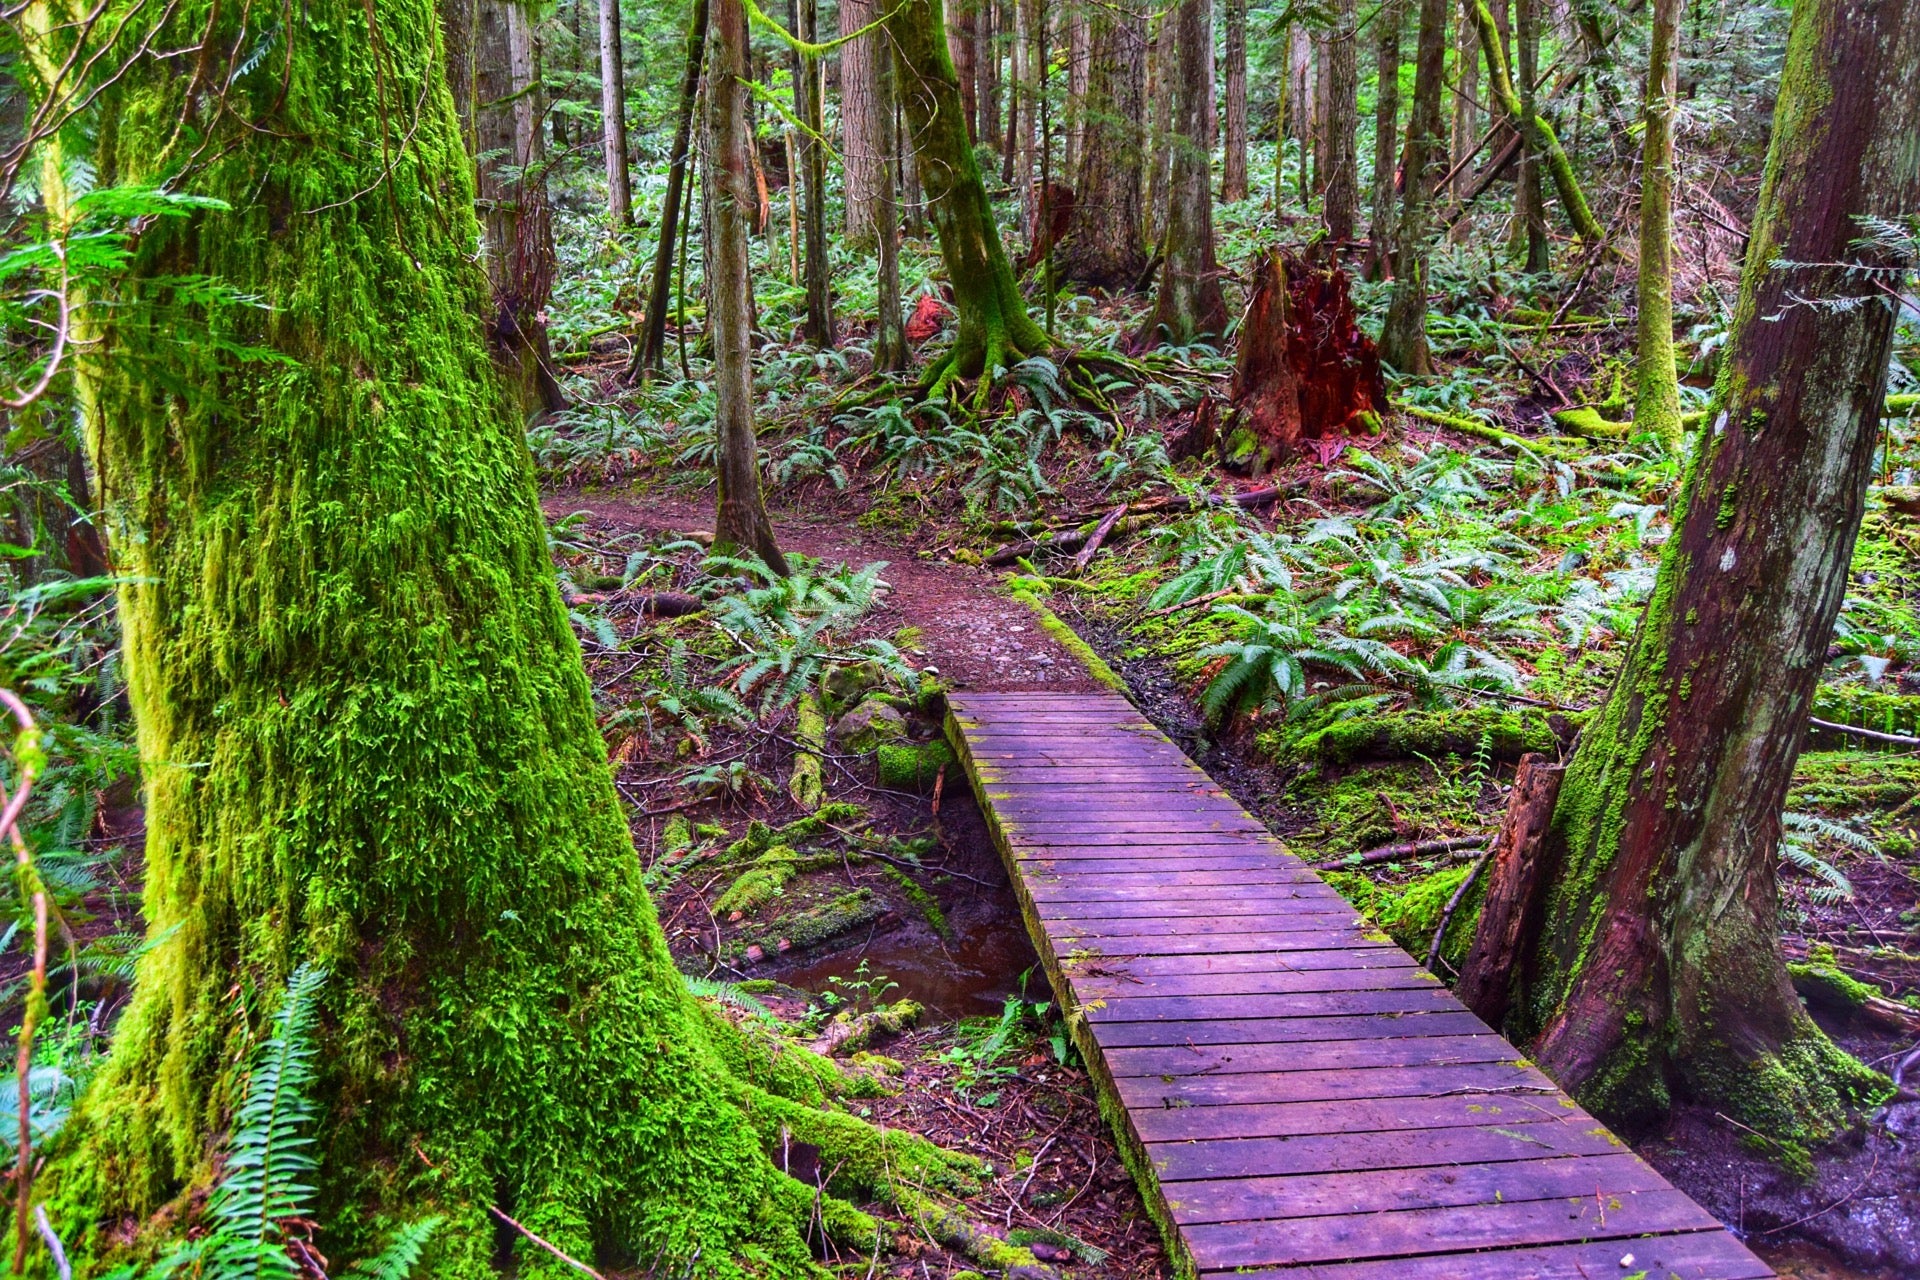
[[1455, 753, 1565, 1029], [1222, 246, 1386, 473]]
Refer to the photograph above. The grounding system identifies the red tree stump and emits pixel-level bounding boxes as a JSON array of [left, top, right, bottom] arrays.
[[1222, 246, 1386, 473]]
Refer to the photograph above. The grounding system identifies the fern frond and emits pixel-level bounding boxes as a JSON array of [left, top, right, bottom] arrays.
[[347, 1218, 444, 1280]]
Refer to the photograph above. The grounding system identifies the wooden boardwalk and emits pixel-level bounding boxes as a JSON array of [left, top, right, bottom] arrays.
[[945, 690, 1771, 1280]]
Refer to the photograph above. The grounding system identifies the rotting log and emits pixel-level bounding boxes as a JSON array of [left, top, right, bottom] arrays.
[[1455, 753, 1565, 1027]]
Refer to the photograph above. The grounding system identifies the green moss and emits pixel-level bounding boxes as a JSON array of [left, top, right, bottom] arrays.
[[1788, 959, 1883, 1010], [1683, 1021, 1891, 1176], [876, 739, 954, 791], [742, 889, 887, 957], [879, 863, 952, 940], [1790, 749, 1920, 812], [1270, 706, 1563, 769], [1326, 865, 1486, 973], [1007, 581, 1128, 692]]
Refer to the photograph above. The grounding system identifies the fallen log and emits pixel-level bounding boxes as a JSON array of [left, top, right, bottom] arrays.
[[1311, 834, 1488, 872], [1455, 754, 1566, 1026], [984, 486, 1295, 566], [1072, 503, 1128, 574]]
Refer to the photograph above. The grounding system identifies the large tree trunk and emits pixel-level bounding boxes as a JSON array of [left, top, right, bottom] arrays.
[[1133, 0, 1225, 348], [1013, 0, 1041, 225], [1507, 0, 1919, 1144], [1056, 0, 1147, 288], [1321, 0, 1359, 240], [889, 0, 1051, 392], [1463, 0, 1603, 241], [1366, 0, 1404, 276], [840, 0, 883, 245], [1221, 0, 1248, 201], [1065, 3, 1089, 174], [872, 7, 909, 372], [1632, 0, 1681, 446], [711, 0, 791, 567], [40, 0, 983, 1260], [1377, 0, 1449, 372], [794, 0, 833, 345], [631, 0, 709, 380], [442, 0, 567, 415], [598, 0, 631, 224], [1288, 22, 1313, 202], [1145, 6, 1172, 244]]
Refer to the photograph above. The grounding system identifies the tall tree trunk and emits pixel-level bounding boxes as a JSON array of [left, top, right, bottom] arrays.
[[889, 0, 1052, 394], [1378, 0, 1448, 372], [1312, 31, 1330, 192], [1057, 0, 1147, 287], [872, 7, 909, 371], [711, 0, 791, 568], [1013, 0, 1041, 224], [442, 0, 566, 415], [1632, 0, 1681, 446], [1288, 22, 1313, 201], [1463, 0, 1603, 241], [1449, 7, 1479, 202], [979, 0, 1001, 153], [1222, 0, 1248, 200], [794, 0, 834, 344], [1001, 0, 1022, 183], [40, 0, 984, 1256], [1134, 0, 1225, 348], [1322, 0, 1359, 239], [840, 0, 882, 245], [953, 0, 980, 141], [1367, 0, 1404, 276], [1146, 5, 1172, 243], [1512, 0, 1549, 268], [1507, 0, 1919, 1144], [631, 0, 709, 379], [1065, 2, 1089, 174], [599, 0, 631, 224]]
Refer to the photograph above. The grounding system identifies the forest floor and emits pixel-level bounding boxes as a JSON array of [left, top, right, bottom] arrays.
[[547, 461, 1920, 1279]]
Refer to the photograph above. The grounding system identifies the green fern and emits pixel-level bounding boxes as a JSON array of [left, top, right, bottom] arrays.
[[1779, 812, 1871, 903], [683, 974, 781, 1024]]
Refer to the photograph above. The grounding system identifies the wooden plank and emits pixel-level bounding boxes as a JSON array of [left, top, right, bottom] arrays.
[[1149, 1119, 1625, 1180], [1002, 831, 1282, 847], [1183, 1188, 1720, 1270], [1202, 1231, 1773, 1279], [1065, 946, 1415, 979], [1089, 987, 1461, 1024], [1094, 1010, 1494, 1048], [1115, 1060, 1552, 1110], [1132, 1090, 1595, 1144], [1078, 967, 1443, 1001], [1049, 931, 1392, 958], [1037, 897, 1359, 921], [1165, 1151, 1662, 1223], [1023, 868, 1324, 889], [1106, 1033, 1508, 1077]]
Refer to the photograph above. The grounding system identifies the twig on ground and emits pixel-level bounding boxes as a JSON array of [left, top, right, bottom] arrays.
[[1427, 846, 1495, 974], [1312, 834, 1488, 872]]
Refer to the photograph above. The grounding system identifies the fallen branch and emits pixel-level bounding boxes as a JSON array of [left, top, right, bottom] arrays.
[[1311, 834, 1488, 872], [1427, 847, 1493, 975], [1071, 504, 1128, 574], [1808, 716, 1920, 747]]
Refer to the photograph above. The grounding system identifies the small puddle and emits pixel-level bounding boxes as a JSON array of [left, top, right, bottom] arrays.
[[779, 908, 1046, 1020]]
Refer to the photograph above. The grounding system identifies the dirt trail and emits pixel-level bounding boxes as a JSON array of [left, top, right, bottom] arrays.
[[549, 488, 1105, 692]]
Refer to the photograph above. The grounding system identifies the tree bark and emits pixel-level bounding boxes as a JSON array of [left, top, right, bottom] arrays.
[[1377, 0, 1448, 373], [794, 0, 833, 345], [1133, 0, 1225, 348], [41, 0, 985, 1257], [872, 9, 908, 371], [1456, 754, 1565, 1025], [1322, 0, 1359, 240], [1366, 0, 1404, 276], [1222, 0, 1248, 201], [1449, 5, 1479, 203], [1512, 0, 1548, 268], [599, 0, 631, 224], [1632, 0, 1681, 447], [710, 0, 791, 569], [1145, 5, 1172, 245], [1013, 0, 1041, 225], [889, 0, 1052, 393], [1288, 22, 1313, 202], [1515, 0, 1920, 1142], [441, 0, 566, 415], [1463, 0, 1602, 242], [953, 0, 979, 142], [631, 0, 709, 380], [1066, 2, 1089, 174], [978, 0, 1001, 152], [840, 0, 883, 245], [1056, 0, 1147, 288]]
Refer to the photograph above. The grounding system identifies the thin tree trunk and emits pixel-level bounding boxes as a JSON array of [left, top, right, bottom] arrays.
[[1378, 0, 1449, 372], [1312, 31, 1330, 192], [1222, 0, 1248, 201], [632, 0, 709, 379], [1632, 0, 1681, 446], [710, 0, 790, 570], [795, 0, 833, 344], [953, 0, 979, 141], [1289, 23, 1313, 201], [979, 0, 1001, 152], [1513, 0, 1548, 267], [1449, 4, 1479, 202], [1001, 0, 1021, 182], [1066, 2, 1089, 174], [872, 7, 908, 371], [1134, 0, 1225, 348], [1146, 5, 1172, 243], [1322, 0, 1359, 240], [1014, 0, 1041, 224], [1515, 0, 1919, 1141], [889, 0, 1052, 395], [1463, 0, 1602, 241], [599, 0, 631, 224], [840, 0, 882, 245], [1057, 0, 1146, 287], [1367, 0, 1403, 276]]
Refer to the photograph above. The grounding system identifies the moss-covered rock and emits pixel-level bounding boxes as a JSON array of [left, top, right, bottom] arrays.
[[876, 739, 955, 791], [832, 698, 910, 752]]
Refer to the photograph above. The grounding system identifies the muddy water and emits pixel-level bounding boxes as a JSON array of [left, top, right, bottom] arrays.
[[1756, 1240, 1905, 1280], [778, 907, 1045, 1020]]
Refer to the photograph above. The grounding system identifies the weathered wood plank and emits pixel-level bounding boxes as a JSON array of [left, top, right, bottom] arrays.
[[1200, 1231, 1772, 1279]]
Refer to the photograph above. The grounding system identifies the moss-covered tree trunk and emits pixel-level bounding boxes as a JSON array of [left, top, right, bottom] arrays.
[[1510, 0, 1549, 270], [1463, 0, 1603, 242], [1507, 0, 1920, 1146], [1132, 0, 1225, 349], [888, 0, 1050, 399], [1632, 0, 1682, 447], [709, 0, 790, 569], [1056, 0, 1147, 289], [37, 0, 981, 1265], [1377, 0, 1449, 372]]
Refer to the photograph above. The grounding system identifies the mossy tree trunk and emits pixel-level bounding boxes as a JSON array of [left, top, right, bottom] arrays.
[[1056, 0, 1147, 289], [870, 5, 908, 372], [1632, 0, 1682, 447], [40, 0, 988, 1266], [1132, 0, 1225, 349], [1507, 0, 1920, 1146], [709, 0, 790, 568], [1463, 0, 1603, 242], [1511, 0, 1549, 270], [888, 0, 1051, 398], [1377, 0, 1449, 372]]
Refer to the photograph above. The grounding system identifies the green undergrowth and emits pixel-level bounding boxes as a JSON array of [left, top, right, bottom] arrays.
[[1258, 704, 1568, 769], [1326, 865, 1485, 973]]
